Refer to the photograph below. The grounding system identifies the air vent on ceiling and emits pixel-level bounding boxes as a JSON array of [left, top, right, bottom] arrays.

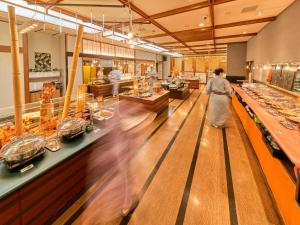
[[241, 5, 258, 13]]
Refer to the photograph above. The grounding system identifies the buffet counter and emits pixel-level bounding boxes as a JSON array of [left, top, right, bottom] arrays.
[[89, 80, 133, 97], [169, 86, 190, 99], [119, 91, 170, 114], [0, 104, 153, 225], [185, 79, 200, 89], [232, 84, 300, 225]]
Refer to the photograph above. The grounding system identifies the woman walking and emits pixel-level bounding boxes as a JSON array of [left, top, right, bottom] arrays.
[[207, 68, 232, 128]]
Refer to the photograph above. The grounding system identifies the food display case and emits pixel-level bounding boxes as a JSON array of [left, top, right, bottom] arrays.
[[0, 89, 154, 224], [161, 78, 189, 100], [232, 83, 300, 225], [292, 69, 300, 92]]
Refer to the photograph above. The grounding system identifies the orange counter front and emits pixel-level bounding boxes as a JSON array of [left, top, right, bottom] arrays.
[[232, 84, 300, 225]]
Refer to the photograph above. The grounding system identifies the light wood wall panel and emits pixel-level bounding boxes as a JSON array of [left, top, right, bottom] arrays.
[[184, 57, 194, 72]]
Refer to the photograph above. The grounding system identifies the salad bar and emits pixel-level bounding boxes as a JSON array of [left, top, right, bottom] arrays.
[[232, 83, 300, 225]]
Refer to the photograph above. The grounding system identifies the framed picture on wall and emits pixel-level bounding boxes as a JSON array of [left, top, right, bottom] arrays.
[[35, 52, 51, 72]]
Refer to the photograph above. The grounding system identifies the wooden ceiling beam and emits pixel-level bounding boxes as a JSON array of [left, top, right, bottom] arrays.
[[45, 0, 64, 10], [179, 47, 227, 52], [115, 0, 236, 29], [214, 32, 257, 39], [146, 0, 236, 20], [160, 33, 256, 45], [142, 16, 275, 39], [215, 16, 276, 29], [209, 0, 216, 50], [25, 0, 112, 29], [118, 0, 198, 54]]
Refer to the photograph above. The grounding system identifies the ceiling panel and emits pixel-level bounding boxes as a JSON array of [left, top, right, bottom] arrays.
[[214, 0, 295, 25], [125, 23, 165, 37], [131, 0, 208, 15], [174, 29, 213, 42], [60, 0, 141, 22], [215, 22, 268, 37], [186, 40, 214, 46], [155, 7, 211, 32], [147, 36, 178, 44], [215, 36, 251, 44]]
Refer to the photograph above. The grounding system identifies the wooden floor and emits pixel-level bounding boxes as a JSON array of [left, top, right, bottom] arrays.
[[54, 87, 283, 225]]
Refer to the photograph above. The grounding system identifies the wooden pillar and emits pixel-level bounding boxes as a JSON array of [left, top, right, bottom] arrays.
[[62, 25, 84, 119], [22, 33, 30, 103], [7, 6, 23, 136]]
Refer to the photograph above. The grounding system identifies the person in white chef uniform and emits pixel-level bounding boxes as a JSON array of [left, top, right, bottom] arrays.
[[148, 65, 157, 93], [109, 65, 122, 97]]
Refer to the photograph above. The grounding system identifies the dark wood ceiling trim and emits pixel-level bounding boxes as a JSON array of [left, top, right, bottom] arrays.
[[160, 41, 179, 45], [179, 48, 227, 53], [45, 0, 64, 10], [184, 50, 227, 55], [144, 0, 236, 20], [142, 17, 275, 39], [214, 32, 257, 39], [209, 0, 216, 50], [115, 0, 236, 29], [118, 0, 197, 54], [160, 32, 256, 45], [215, 16, 276, 29], [26, 0, 112, 29]]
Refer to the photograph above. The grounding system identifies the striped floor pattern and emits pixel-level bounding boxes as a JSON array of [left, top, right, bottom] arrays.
[[53, 87, 283, 225]]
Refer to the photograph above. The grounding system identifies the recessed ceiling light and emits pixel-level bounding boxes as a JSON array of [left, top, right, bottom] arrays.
[[243, 31, 247, 34], [258, 12, 262, 16], [199, 23, 204, 27]]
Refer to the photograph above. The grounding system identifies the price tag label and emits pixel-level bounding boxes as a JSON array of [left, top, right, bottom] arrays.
[[20, 164, 34, 173]]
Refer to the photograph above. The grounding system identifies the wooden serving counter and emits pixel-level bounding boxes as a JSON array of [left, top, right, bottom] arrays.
[[89, 80, 133, 97], [169, 87, 190, 99], [0, 102, 154, 225], [232, 84, 300, 225], [119, 91, 170, 114], [185, 79, 200, 89]]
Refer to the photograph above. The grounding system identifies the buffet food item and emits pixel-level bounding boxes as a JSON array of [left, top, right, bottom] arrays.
[[0, 134, 46, 169], [57, 117, 87, 139], [94, 110, 113, 120], [140, 92, 152, 98], [286, 116, 300, 124], [0, 122, 16, 148]]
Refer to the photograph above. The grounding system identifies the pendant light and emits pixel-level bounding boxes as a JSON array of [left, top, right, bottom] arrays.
[[128, 0, 134, 39]]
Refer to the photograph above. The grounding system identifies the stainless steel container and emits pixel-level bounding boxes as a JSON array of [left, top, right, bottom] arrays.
[[1, 134, 46, 169], [57, 117, 87, 139]]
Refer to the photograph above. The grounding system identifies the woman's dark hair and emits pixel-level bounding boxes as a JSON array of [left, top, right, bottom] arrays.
[[214, 68, 224, 75]]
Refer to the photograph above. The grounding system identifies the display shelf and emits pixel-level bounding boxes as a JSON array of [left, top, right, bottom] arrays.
[[232, 86, 300, 225]]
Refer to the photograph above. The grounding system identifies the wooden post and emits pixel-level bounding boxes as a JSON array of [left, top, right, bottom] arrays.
[[62, 25, 84, 119], [7, 6, 23, 136]]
